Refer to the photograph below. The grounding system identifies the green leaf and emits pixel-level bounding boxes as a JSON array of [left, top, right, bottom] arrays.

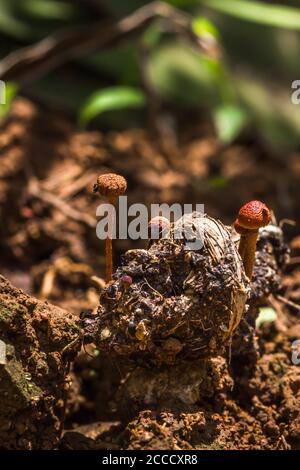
[[79, 86, 146, 127], [213, 104, 247, 143], [192, 17, 220, 40], [200, 0, 300, 30], [256, 307, 277, 329], [0, 82, 19, 120]]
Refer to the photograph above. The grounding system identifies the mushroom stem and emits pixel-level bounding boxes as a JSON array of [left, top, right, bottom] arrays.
[[238, 233, 247, 261], [93, 173, 127, 285], [105, 196, 116, 283], [241, 229, 259, 280], [105, 237, 113, 283]]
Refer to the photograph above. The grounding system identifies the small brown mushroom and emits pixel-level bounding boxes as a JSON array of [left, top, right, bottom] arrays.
[[93, 173, 127, 283], [234, 200, 271, 280]]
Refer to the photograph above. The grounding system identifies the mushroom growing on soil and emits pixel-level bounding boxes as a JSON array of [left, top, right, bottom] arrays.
[[231, 221, 289, 359], [85, 206, 289, 417], [93, 173, 127, 283], [234, 201, 271, 280]]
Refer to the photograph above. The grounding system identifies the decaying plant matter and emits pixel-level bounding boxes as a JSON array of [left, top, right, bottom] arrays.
[[95, 211, 250, 365], [93, 202, 289, 368], [83, 200, 290, 426]]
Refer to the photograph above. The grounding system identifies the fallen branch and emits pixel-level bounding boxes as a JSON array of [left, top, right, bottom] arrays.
[[275, 294, 300, 312], [0, 1, 220, 83], [288, 256, 300, 265]]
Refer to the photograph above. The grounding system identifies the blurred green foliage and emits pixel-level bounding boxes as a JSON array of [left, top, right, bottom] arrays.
[[201, 0, 300, 30], [0, 82, 18, 119], [256, 307, 277, 329], [0, 0, 300, 150], [213, 104, 247, 144], [80, 86, 146, 127]]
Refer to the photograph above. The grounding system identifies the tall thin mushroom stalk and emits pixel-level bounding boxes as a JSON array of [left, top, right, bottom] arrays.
[[93, 173, 127, 283]]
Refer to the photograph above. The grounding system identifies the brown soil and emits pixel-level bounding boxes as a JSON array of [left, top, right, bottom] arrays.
[[0, 275, 80, 449], [0, 97, 300, 450]]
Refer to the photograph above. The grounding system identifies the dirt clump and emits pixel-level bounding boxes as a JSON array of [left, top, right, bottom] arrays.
[[95, 213, 249, 366], [0, 275, 81, 449]]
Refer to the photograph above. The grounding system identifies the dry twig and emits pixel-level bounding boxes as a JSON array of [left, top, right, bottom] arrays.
[[29, 180, 96, 228], [275, 294, 300, 312], [0, 2, 220, 83]]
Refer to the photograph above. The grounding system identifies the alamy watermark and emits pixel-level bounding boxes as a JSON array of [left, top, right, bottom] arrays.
[[96, 198, 205, 250], [291, 80, 300, 104]]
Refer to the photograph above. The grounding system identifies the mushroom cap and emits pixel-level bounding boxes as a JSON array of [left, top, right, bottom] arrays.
[[94, 173, 127, 198], [148, 216, 170, 238], [236, 200, 271, 230], [120, 274, 133, 286]]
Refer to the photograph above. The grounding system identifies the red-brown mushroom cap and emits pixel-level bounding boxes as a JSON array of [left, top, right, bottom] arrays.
[[93, 173, 127, 198], [120, 274, 133, 287], [236, 200, 271, 230]]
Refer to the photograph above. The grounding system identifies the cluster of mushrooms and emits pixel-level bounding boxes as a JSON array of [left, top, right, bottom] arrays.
[[90, 173, 286, 367]]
